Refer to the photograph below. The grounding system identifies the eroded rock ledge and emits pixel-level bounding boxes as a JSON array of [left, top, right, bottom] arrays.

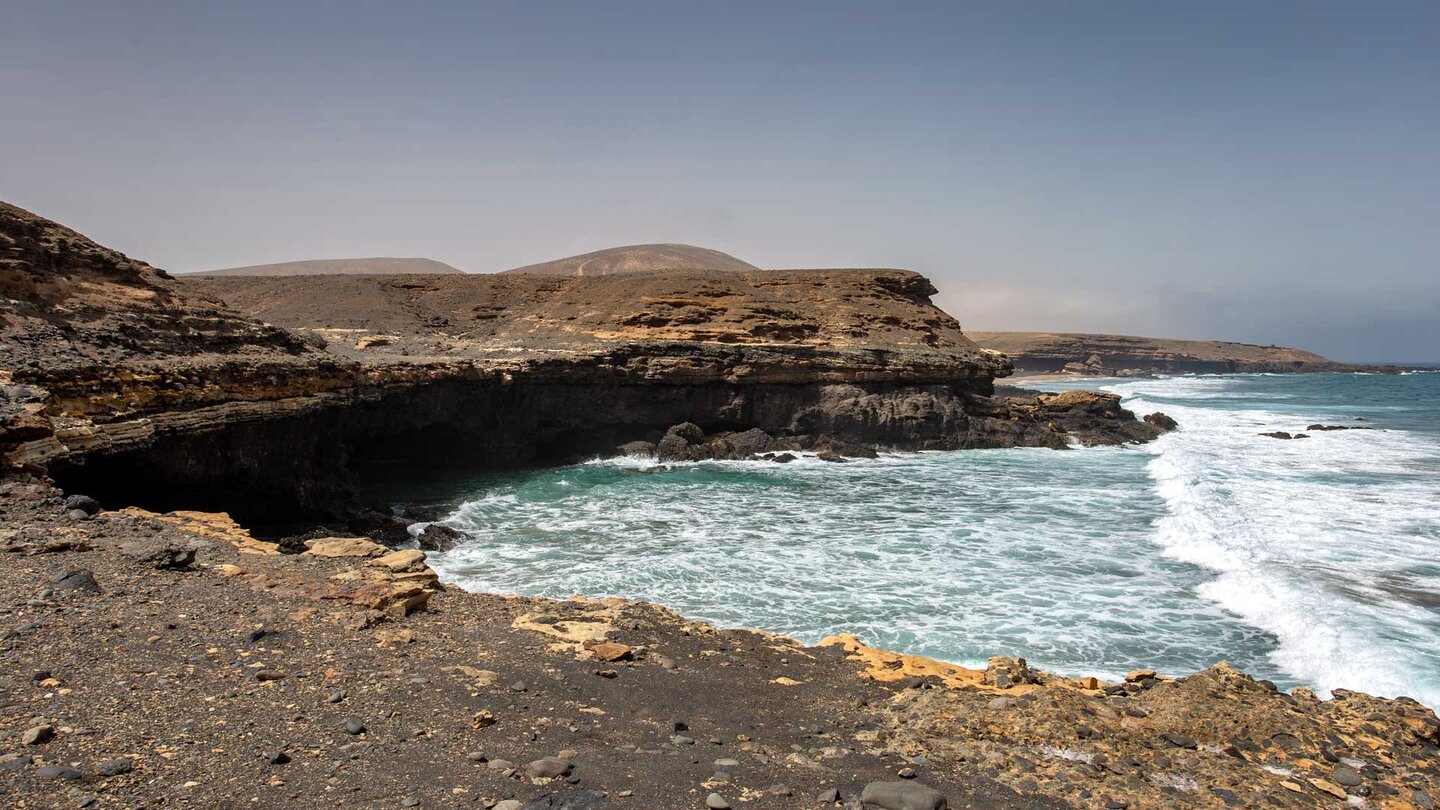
[[2, 200, 1168, 533]]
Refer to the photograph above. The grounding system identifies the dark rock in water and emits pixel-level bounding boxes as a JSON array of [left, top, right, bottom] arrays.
[[1144, 412, 1178, 431], [860, 781, 948, 810], [119, 539, 196, 570], [616, 440, 656, 457], [1308, 424, 1358, 431], [766, 452, 797, 463], [63, 494, 101, 515], [51, 568, 102, 594], [666, 422, 705, 443], [816, 451, 849, 463], [1259, 431, 1294, 440], [415, 524, 464, 552], [654, 433, 691, 462]]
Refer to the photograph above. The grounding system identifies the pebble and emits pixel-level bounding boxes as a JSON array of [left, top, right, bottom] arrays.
[[671, 734, 694, 746], [487, 759, 515, 770], [466, 751, 487, 762], [714, 758, 739, 768], [327, 690, 347, 704], [509, 681, 528, 692], [400, 795, 421, 807], [817, 787, 841, 802], [21, 725, 55, 745], [0, 754, 33, 771], [896, 767, 916, 779], [706, 793, 730, 809], [524, 757, 572, 779], [268, 752, 291, 765], [97, 758, 133, 776], [1161, 732, 1198, 749], [343, 718, 366, 735], [493, 802, 523, 810], [1332, 764, 1361, 786]]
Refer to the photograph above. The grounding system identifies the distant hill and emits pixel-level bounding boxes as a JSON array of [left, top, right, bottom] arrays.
[[193, 258, 463, 277], [502, 243, 759, 276], [967, 331, 1371, 374]]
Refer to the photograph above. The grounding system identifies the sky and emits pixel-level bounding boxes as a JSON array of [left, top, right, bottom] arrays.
[[2, 2, 1436, 361]]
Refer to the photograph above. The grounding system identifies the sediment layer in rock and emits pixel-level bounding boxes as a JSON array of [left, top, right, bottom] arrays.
[[969, 331, 1381, 375]]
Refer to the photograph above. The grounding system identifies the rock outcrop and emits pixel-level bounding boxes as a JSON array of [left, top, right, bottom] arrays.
[[2, 199, 1165, 534], [968, 331, 1387, 375], [501, 242, 759, 275]]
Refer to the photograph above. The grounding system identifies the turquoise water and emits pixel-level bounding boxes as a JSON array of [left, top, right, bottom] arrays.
[[423, 371, 1440, 706]]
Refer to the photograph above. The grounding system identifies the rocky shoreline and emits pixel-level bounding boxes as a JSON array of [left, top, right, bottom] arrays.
[[3, 482, 1439, 809], [5, 200, 1438, 808]]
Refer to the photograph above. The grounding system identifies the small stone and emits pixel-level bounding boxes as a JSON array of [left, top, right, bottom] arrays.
[[510, 681, 528, 692], [714, 758, 739, 768], [327, 690, 347, 704], [487, 759, 515, 770], [37, 764, 85, 780], [343, 718, 366, 735], [1124, 669, 1157, 683], [21, 725, 55, 745], [466, 751, 487, 762], [1332, 764, 1360, 787], [1310, 779, 1347, 800], [706, 793, 730, 809], [493, 802, 523, 810], [50, 569, 101, 594], [0, 753, 33, 771], [253, 670, 285, 682], [671, 719, 688, 732], [817, 787, 841, 802], [63, 494, 101, 515], [525, 757, 572, 779], [97, 758, 133, 776], [1161, 732, 1198, 749], [671, 735, 694, 746], [988, 697, 1011, 709], [400, 795, 421, 807], [267, 752, 291, 765], [896, 767, 916, 779]]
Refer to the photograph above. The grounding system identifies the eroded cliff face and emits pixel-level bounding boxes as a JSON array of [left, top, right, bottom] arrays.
[[968, 331, 1369, 375], [0, 200, 1165, 531]]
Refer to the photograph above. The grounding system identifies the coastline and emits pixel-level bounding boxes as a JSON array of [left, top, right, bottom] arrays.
[[4, 483, 1439, 809]]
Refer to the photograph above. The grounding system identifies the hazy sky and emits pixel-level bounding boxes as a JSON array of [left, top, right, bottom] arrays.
[[3, 2, 1436, 360]]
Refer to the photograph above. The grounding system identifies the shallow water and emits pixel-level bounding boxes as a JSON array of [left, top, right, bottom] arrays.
[[422, 371, 1440, 706]]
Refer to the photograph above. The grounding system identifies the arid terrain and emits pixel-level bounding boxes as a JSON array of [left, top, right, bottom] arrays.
[[3, 199, 1437, 809]]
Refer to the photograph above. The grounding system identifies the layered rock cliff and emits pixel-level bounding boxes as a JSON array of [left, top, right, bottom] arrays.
[[2, 200, 1164, 533], [968, 331, 1375, 375]]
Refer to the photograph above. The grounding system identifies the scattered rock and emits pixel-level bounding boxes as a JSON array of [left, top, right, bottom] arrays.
[[705, 793, 730, 809], [860, 781, 948, 810], [343, 718, 366, 735], [1161, 732, 1198, 749], [97, 758, 133, 776], [37, 764, 85, 780], [525, 757, 573, 779], [51, 568, 101, 594], [21, 725, 55, 745], [63, 494, 101, 515], [1143, 412, 1178, 431], [267, 751, 291, 765], [119, 539, 196, 570], [817, 787, 841, 802], [1333, 764, 1361, 786]]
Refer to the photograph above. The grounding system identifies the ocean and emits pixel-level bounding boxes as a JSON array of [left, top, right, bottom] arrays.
[[420, 371, 1440, 707]]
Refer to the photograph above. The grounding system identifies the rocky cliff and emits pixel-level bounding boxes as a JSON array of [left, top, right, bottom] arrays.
[[969, 331, 1375, 375], [2, 201, 1164, 535]]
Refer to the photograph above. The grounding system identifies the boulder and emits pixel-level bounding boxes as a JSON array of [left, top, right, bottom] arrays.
[[303, 537, 388, 557], [1144, 412, 1178, 431], [51, 568, 101, 594], [62, 494, 101, 515], [415, 524, 463, 552], [119, 539, 197, 570], [616, 440, 656, 457], [860, 781, 948, 810]]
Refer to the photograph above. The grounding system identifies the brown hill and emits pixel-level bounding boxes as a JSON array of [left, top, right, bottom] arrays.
[[501, 243, 759, 276], [193, 257, 463, 276], [968, 331, 1361, 374]]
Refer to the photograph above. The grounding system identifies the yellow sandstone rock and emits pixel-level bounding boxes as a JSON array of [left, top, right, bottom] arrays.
[[303, 537, 388, 557]]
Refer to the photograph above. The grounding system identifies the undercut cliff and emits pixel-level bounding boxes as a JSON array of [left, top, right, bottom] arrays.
[[1, 200, 1165, 533]]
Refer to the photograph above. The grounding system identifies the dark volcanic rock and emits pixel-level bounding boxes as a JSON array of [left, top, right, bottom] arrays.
[[1144, 412, 1178, 431], [51, 568, 102, 594]]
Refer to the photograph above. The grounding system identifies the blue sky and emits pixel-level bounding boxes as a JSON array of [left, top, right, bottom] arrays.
[[2, 1, 1436, 360]]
